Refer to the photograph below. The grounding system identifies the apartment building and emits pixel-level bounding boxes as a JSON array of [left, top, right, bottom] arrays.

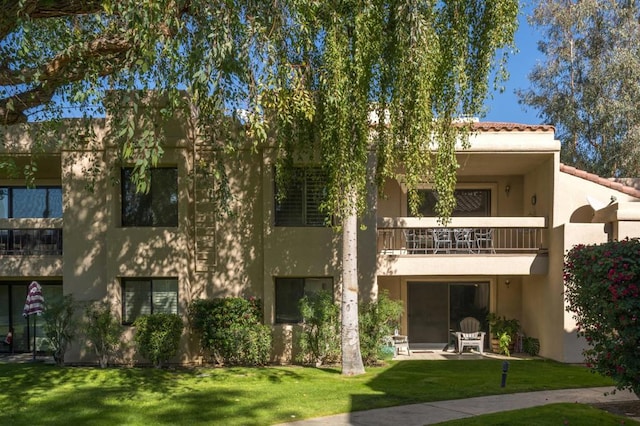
[[1, 116, 639, 364]]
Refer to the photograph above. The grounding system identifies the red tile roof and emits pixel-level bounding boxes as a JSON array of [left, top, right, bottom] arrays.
[[473, 122, 555, 132], [560, 163, 640, 199]]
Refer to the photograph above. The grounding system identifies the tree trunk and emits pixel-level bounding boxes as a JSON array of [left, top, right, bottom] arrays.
[[341, 186, 365, 376]]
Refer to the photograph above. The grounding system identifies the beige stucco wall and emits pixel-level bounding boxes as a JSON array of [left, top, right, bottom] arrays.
[[537, 169, 640, 363], [4, 118, 640, 365]]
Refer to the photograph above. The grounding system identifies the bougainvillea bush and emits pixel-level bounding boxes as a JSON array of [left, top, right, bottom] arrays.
[[564, 238, 640, 395]]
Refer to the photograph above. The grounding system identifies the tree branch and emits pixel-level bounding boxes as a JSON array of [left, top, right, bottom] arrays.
[[1, 0, 104, 40], [1, 36, 130, 124]]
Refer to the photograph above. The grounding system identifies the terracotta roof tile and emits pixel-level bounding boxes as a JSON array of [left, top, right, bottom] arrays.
[[560, 163, 640, 199], [472, 122, 555, 132]]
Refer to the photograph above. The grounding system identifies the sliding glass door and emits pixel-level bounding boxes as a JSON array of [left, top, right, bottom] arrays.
[[407, 281, 489, 345]]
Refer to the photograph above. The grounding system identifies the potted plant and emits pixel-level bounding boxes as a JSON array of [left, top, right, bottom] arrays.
[[486, 313, 520, 356]]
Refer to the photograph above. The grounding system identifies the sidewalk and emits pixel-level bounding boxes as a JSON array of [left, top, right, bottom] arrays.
[[277, 386, 639, 426]]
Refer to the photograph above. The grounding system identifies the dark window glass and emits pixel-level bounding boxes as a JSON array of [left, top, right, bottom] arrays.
[[0, 281, 62, 353], [0, 187, 62, 218], [275, 277, 333, 323], [275, 167, 328, 227], [122, 168, 178, 227], [413, 189, 491, 217], [122, 278, 178, 324]]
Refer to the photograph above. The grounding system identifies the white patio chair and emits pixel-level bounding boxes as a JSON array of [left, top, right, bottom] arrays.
[[403, 229, 428, 254], [455, 317, 486, 354], [432, 228, 452, 254], [475, 228, 495, 253], [454, 228, 475, 253]]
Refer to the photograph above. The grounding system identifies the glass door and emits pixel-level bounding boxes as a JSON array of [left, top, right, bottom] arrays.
[[407, 281, 489, 345], [449, 283, 490, 335]]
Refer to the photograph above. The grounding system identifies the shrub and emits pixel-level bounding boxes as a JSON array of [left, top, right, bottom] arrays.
[[359, 291, 403, 365], [133, 313, 183, 368], [296, 291, 341, 366], [487, 313, 520, 356], [189, 297, 271, 366], [83, 301, 123, 368], [564, 238, 640, 395], [522, 336, 540, 356], [42, 293, 77, 366]]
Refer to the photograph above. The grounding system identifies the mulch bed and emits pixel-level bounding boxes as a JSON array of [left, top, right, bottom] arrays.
[[591, 400, 640, 419]]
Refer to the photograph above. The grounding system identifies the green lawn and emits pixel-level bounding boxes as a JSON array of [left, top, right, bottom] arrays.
[[0, 359, 618, 425], [436, 403, 638, 425]]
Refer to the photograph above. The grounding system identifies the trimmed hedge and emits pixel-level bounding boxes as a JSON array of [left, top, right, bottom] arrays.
[[133, 313, 183, 368], [189, 297, 271, 366]]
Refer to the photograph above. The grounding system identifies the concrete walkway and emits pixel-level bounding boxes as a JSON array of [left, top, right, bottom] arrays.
[[278, 387, 639, 426]]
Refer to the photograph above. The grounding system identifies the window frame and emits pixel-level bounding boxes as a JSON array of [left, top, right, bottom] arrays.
[[274, 277, 334, 324], [274, 166, 329, 227], [121, 277, 179, 325], [121, 167, 179, 227], [0, 186, 63, 219], [407, 183, 497, 217]]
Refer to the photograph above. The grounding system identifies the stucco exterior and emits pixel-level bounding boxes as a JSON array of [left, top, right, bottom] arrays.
[[1, 116, 640, 365]]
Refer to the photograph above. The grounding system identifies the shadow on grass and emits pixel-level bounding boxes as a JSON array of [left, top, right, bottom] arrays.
[[0, 363, 309, 426]]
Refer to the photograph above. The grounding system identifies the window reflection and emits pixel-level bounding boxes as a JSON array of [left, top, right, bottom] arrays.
[[0, 187, 62, 218], [121, 168, 178, 227], [413, 189, 491, 217]]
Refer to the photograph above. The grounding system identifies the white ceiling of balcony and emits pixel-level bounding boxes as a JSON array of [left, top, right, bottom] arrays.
[[456, 153, 553, 176]]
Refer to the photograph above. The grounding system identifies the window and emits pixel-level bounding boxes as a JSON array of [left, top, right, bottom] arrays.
[[0, 187, 62, 218], [0, 281, 62, 353], [122, 278, 178, 324], [274, 167, 328, 226], [121, 168, 178, 227], [275, 277, 333, 323], [413, 189, 491, 217]]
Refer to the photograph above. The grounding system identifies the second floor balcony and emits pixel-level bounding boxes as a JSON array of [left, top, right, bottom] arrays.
[[0, 219, 63, 256], [377, 217, 547, 255], [376, 217, 549, 276]]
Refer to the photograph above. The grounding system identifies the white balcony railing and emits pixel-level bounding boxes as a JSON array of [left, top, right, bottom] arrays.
[[377, 217, 547, 255]]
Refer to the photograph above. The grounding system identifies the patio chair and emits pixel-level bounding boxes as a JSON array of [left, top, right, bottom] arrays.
[[455, 317, 485, 354], [454, 228, 475, 253], [475, 228, 495, 253], [391, 334, 410, 356], [432, 228, 452, 254], [403, 229, 428, 254]]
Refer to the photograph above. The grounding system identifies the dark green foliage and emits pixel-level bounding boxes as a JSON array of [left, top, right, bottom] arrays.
[[297, 291, 341, 366], [359, 291, 403, 366], [522, 336, 540, 357], [42, 293, 77, 366], [133, 313, 183, 368], [487, 313, 521, 356], [564, 238, 640, 394], [83, 301, 123, 368], [188, 297, 271, 366], [296, 290, 404, 366]]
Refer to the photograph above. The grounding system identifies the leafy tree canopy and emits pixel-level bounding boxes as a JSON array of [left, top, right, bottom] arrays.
[[1, 0, 518, 217], [520, 0, 640, 177]]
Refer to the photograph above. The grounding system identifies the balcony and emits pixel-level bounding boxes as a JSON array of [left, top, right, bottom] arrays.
[[377, 217, 547, 255], [0, 219, 63, 256], [376, 217, 548, 276]]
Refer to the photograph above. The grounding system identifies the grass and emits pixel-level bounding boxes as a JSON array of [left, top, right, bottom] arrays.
[[0, 359, 620, 425], [436, 403, 639, 425]]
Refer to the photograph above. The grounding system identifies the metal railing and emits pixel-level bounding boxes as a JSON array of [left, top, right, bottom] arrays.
[[377, 218, 546, 255], [0, 229, 63, 255]]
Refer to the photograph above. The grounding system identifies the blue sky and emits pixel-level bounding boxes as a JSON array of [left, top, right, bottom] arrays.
[[484, 3, 544, 125]]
